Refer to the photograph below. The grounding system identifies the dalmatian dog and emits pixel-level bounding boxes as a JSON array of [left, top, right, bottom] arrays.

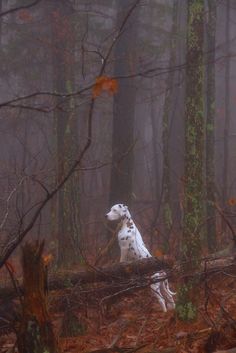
[[106, 204, 175, 312]]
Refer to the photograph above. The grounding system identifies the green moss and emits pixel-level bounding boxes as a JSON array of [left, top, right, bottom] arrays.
[[188, 0, 204, 49], [176, 302, 197, 321], [178, 0, 204, 321], [163, 203, 172, 230], [176, 282, 198, 321]]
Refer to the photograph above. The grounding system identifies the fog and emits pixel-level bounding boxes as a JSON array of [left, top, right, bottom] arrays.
[[0, 0, 235, 266]]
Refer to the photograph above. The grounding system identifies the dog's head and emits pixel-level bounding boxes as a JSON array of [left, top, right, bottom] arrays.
[[105, 204, 130, 221]]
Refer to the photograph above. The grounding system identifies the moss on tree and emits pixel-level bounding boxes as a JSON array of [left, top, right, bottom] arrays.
[[177, 0, 204, 321]]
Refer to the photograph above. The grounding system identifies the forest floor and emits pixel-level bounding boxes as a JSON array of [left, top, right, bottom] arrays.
[[1, 263, 236, 353]]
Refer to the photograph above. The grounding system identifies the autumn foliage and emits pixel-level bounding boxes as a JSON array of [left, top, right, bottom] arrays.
[[228, 197, 236, 207], [92, 76, 118, 98]]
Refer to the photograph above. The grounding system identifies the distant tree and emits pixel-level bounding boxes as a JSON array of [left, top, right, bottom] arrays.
[[150, 0, 186, 251], [0, 1, 2, 39], [205, 0, 217, 252], [161, 0, 179, 252], [168, 0, 186, 247], [109, 0, 139, 207], [51, 1, 81, 267], [223, 0, 231, 211], [177, 0, 204, 321]]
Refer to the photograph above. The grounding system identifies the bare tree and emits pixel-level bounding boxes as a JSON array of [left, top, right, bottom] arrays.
[[161, 0, 179, 252], [222, 0, 231, 210], [109, 0, 140, 207], [205, 0, 217, 252], [51, 1, 81, 266]]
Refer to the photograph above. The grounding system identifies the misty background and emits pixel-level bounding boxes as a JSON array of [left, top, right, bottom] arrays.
[[0, 0, 235, 267]]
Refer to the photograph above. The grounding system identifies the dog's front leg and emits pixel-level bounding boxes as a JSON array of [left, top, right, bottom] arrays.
[[151, 283, 167, 312], [120, 248, 129, 262]]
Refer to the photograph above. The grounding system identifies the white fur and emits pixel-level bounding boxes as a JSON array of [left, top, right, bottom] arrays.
[[106, 204, 175, 312]]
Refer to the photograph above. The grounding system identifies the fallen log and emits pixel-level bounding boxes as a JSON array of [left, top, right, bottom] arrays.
[[0, 255, 235, 300], [0, 256, 170, 299]]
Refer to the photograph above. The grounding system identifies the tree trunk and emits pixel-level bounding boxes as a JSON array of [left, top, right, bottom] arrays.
[[107, 0, 139, 258], [205, 0, 217, 252], [161, 0, 179, 252], [222, 0, 230, 220], [0, 0, 2, 43], [177, 0, 205, 321], [16, 242, 58, 353], [168, 0, 186, 244], [51, 1, 81, 267], [109, 0, 138, 207]]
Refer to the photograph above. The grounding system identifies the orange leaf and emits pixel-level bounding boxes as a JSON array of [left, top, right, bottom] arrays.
[[92, 76, 118, 98], [154, 249, 163, 258], [228, 198, 236, 206], [18, 10, 33, 22], [43, 254, 53, 266]]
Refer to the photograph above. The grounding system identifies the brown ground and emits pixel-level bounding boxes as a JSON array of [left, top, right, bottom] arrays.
[[0, 263, 236, 353]]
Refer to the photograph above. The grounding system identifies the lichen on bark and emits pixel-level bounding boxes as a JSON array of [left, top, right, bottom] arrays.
[[176, 0, 204, 321]]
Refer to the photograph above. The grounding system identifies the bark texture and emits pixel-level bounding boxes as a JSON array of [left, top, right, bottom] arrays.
[[16, 242, 58, 353], [177, 0, 205, 321]]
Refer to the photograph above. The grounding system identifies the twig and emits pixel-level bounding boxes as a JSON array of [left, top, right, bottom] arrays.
[[0, 177, 26, 231], [215, 203, 236, 245], [108, 320, 129, 349], [0, 0, 41, 18]]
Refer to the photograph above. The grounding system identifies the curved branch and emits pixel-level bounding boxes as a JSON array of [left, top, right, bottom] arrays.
[[0, 0, 42, 18]]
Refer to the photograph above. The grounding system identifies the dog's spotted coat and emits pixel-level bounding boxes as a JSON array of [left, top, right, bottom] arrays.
[[106, 204, 175, 312]]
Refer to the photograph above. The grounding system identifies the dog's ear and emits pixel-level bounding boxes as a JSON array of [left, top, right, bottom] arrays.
[[122, 205, 128, 217]]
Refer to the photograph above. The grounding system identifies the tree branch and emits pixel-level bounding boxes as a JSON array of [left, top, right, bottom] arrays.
[[0, 0, 42, 18]]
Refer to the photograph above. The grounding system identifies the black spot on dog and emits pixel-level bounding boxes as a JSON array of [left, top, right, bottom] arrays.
[[119, 204, 122, 208], [146, 255, 149, 258], [125, 237, 129, 240], [128, 230, 131, 233]]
